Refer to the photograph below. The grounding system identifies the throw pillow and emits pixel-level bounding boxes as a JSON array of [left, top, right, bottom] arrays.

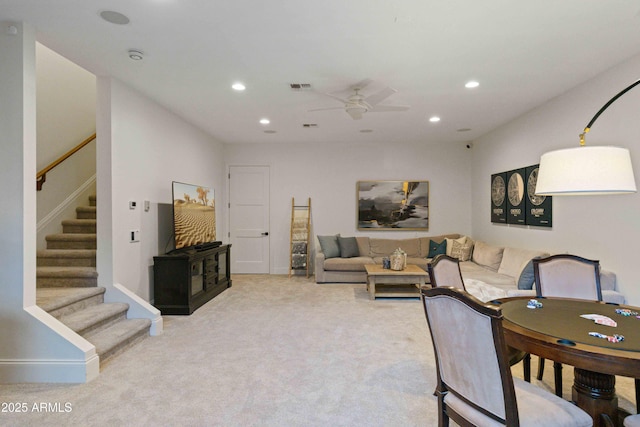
[[318, 234, 341, 259], [517, 257, 541, 290], [450, 239, 473, 261], [338, 236, 359, 258], [427, 239, 447, 258], [472, 241, 504, 271], [445, 236, 467, 257]]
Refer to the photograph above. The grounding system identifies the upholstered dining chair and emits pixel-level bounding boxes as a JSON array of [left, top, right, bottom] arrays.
[[421, 286, 592, 427], [428, 253, 531, 381], [624, 414, 640, 427], [533, 254, 602, 398], [427, 254, 465, 289]]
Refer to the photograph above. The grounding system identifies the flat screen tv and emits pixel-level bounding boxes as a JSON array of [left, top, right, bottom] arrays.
[[171, 181, 217, 251]]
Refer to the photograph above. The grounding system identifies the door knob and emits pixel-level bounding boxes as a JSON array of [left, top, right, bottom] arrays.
[[261, 232, 269, 236]]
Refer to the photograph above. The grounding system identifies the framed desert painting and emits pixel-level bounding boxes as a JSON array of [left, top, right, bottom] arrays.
[[357, 180, 429, 230]]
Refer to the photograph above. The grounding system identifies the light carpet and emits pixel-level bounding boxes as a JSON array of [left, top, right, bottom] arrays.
[[1, 274, 636, 426]]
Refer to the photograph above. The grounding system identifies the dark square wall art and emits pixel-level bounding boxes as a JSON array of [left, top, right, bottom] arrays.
[[491, 164, 552, 227]]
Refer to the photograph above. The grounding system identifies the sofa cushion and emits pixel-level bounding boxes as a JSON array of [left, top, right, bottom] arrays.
[[472, 241, 504, 271], [460, 261, 516, 289], [369, 238, 420, 257], [498, 247, 549, 278], [356, 237, 370, 258], [338, 236, 359, 258], [427, 239, 447, 258], [324, 256, 374, 271], [318, 234, 341, 259]]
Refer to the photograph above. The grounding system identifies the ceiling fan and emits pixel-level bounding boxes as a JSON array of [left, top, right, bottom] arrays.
[[308, 80, 410, 120]]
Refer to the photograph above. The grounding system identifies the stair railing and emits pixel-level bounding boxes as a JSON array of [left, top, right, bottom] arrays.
[[36, 133, 96, 191]]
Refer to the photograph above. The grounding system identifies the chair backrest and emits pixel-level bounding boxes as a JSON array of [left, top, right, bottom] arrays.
[[427, 254, 466, 290], [533, 254, 602, 301], [421, 286, 518, 425]]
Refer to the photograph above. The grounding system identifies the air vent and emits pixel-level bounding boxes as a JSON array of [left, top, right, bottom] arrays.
[[290, 83, 312, 91], [302, 124, 318, 128]]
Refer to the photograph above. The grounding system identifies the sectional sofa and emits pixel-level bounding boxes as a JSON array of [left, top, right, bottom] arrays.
[[314, 234, 625, 304]]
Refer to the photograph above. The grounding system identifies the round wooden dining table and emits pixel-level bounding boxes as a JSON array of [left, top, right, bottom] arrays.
[[494, 296, 640, 427]]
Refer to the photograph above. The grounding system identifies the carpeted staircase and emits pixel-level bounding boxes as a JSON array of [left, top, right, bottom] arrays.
[[36, 195, 151, 366]]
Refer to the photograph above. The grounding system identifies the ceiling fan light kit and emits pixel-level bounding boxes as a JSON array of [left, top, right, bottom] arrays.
[[308, 80, 410, 120]]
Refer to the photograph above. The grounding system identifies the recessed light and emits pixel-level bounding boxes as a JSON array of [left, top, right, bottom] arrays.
[[232, 82, 246, 91], [128, 49, 144, 60], [465, 81, 480, 89], [429, 116, 441, 123], [259, 118, 270, 125], [100, 10, 130, 25]]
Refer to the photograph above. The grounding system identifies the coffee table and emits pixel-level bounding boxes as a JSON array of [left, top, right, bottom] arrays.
[[364, 264, 429, 300]]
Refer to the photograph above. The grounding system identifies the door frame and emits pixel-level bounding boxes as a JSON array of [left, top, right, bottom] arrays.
[[226, 164, 271, 274]]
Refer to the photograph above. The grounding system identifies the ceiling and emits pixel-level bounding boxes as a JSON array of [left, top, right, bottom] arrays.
[[3, 1, 640, 146]]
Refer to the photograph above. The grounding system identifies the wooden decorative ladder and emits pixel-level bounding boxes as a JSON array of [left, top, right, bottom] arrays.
[[289, 198, 311, 278]]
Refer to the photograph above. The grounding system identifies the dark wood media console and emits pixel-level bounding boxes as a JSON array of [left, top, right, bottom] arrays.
[[153, 244, 231, 315]]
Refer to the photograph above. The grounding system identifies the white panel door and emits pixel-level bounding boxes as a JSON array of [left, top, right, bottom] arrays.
[[229, 165, 270, 273]]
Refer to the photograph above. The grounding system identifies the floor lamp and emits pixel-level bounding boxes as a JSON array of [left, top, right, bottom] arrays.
[[536, 80, 638, 196]]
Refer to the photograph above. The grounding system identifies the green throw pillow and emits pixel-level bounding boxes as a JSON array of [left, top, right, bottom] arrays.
[[427, 239, 447, 258], [318, 234, 341, 259], [338, 236, 359, 258]]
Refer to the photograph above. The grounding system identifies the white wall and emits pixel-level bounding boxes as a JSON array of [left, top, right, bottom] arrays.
[[35, 43, 96, 249], [471, 53, 640, 305], [224, 140, 473, 274], [0, 21, 98, 383], [36, 43, 96, 169], [97, 78, 226, 301]]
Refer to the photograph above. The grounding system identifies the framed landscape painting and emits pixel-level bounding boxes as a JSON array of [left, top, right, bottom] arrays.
[[357, 180, 429, 230]]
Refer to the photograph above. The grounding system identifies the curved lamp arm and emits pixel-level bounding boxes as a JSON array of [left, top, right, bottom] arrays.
[[579, 78, 640, 145]]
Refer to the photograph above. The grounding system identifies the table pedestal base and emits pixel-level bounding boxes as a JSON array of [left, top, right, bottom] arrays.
[[572, 368, 618, 427]]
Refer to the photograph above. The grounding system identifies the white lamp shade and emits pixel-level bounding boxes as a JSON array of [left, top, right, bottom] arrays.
[[535, 146, 637, 195]]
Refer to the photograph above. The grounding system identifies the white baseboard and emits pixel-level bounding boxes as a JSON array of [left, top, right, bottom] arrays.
[[0, 356, 99, 383]]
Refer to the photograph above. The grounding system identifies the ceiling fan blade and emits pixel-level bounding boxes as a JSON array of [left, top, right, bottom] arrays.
[[321, 92, 350, 103], [308, 106, 345, 112], [368, 105, 410, 112], [365, 86, 397, 106], [348, 78, 373, 92], [347, 109, 363, 120]]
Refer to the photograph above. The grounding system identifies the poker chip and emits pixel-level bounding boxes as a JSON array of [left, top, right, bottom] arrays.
[[615, 308, 639, 317], [589, 331, 624, 343], [526, 299, 543, 309]]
